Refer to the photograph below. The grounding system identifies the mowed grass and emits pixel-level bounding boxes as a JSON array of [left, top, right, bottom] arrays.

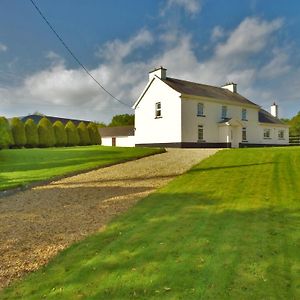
[[1, 147, 300, 299], [0, 146, 163, 191]]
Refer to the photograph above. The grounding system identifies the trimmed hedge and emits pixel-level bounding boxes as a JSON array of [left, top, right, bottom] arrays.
[[11, 117, 26, 148], [0, 116, 14, 149], [53, 121, 67, 147], [87, 122, 101, 145], [65, 121, 80, 146], [77, 122, 91, 146], [25, 118, 39, 148], [38, 117, 56, 147]]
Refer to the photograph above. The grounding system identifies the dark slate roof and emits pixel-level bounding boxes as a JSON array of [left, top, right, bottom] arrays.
[[162, 77, 259, 107], [258, 109, 285, 125], [20, 115, 91, 126], [99, 126, 135, 137]]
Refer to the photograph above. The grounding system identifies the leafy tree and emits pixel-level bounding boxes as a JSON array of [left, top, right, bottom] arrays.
[[109, 114, 134, 127], [24, 118, 39, 148], [0, 116, 14, 149], [11, 117, 26, 148], [65, 121, 80, 146], [77, 122, 91, 146], [87, 122, 101, 145], [38, 117, 56, 147], [288, 112, 300, 136], [53, 121, 67, 147]]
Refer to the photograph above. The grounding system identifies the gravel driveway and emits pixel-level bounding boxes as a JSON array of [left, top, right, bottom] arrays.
[[0, 148, 218, 289]]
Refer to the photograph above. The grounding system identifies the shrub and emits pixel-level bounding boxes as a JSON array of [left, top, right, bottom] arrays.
[[87, 122, 102, 145], [65, 121, 80, 146], [0, 116, 14, 149], [11, 117, 26, 148], [38, 117, 56, 147], [77, 122, 91, 146], [53, 121, 67, 147], [24, 118, 39, 148]]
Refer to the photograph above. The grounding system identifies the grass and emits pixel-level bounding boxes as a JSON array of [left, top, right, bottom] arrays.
[[1, 147, 300, 299], [0, 146, 163, 191]]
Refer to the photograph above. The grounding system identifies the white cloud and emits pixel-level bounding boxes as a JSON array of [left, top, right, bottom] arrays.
[[0, 43, 7, 52], [211, 26, 225, 41], [162, 0, 201, 16]]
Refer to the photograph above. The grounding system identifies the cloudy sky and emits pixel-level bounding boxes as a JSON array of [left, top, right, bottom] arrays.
[[0, 0, 300, 123]]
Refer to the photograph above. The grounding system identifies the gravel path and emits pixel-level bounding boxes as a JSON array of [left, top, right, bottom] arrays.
[[0, 148, 218, 289]]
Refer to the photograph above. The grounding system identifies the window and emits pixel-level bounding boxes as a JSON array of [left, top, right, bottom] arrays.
[[155, 102, 162, 118], [198, 125, 204, 141], [197, 103, 204, 116], [242, 108, 247, 121], [278, 130, 285, 139], [221, 105, 227, 119], [263, 129, 271, 139], [242, 127, 247, 141]]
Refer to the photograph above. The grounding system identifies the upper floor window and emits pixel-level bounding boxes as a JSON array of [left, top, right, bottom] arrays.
[[197, 103, 204, 116], [221, 105, 228, 119], [263, 129, 271, 139], [155, 102, 162, 118], [242, 108, 247, 121], [278, 130, 285, 139], [242, 127, 247, 141], [198, 125, 204, 141]]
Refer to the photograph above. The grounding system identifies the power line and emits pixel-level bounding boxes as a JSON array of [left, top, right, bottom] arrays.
[[28, 0, 131, 108]]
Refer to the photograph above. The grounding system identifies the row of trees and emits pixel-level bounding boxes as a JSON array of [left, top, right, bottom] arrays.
[[0, 117, 101, 149]]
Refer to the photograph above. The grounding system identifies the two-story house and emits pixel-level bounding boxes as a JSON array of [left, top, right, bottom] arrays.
[[133, 67, 289, 148]]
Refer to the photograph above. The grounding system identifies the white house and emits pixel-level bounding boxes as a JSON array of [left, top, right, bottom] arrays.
[[133, 67, 289, 148], [99, 126, 135, 147]]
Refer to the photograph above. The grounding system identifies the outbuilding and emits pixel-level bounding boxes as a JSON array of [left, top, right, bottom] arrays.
[[99, 125, 135, 147]]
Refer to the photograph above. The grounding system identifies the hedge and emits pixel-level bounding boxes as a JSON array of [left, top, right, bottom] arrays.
[[53, 121, 67, 147], [24, 118, 39, 148], [65, 121, 80, 146], [0, 116, 14, 149], [11, 117, 26, 148], [87, 122, 101, 145], [38, 117, 56, 147], [77, 122, 91, 146]]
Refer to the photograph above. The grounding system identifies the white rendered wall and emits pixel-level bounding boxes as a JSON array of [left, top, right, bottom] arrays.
[[101, 137, 112, 146], [135, 78, 182, 145], [101, 136, 135, 147]]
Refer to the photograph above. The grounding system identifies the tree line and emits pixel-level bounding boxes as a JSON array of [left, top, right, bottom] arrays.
[[0, 117, 101, 149]]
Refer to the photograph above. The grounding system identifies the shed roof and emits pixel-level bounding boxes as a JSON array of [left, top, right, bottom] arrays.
[[99, 125, 135, 137]]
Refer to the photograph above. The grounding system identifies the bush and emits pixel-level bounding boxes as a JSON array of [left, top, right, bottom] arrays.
[[53, 121, 67, 147], [24, 118, 39, 148], [87, 122, 101, 145], [11, 117, 26, 148], [65, 121, 80, 146], [77, 122, 91, 146], [0, 116, 14, 149], [38, 117, 56, 147]]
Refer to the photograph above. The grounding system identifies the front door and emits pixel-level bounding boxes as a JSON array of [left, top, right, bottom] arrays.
[[112, 137, 116, 146], [231, 127, 240, 148]]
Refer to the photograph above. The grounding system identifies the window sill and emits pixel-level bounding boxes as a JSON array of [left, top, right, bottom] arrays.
[[242, 140, 248, 142], [155, 116, 162, 119], [197, 140, 206, 143], [242, 119, 248, 121], [197, 114, 206, 117], [263, 137, 272, 140]]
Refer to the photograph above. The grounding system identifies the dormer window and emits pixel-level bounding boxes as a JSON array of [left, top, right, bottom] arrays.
[[221, 105, 227, 119], [242, 108, 247, 121], [197, 103, 204, 116], [155, 102, 162, 118]]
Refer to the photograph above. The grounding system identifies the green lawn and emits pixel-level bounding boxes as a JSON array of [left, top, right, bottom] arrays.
[[0, 146, 163, 191], [1, 147, 300, 299]]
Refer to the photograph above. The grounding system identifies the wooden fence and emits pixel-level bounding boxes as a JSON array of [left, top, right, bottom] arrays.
[[289, 135, 300, 145]]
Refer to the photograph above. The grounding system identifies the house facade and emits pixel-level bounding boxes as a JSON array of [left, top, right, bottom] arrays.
[[133, 67, 289, 148]]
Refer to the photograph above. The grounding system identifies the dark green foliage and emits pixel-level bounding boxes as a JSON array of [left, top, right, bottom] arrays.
[[77, 122, 91, 146], [11, 117, 26, 148], [37, 117, 56, 148], [87, 122, 102, 145], [53, 121, 67, 147], [109, 114, 134, 127], [65, 121, 80, 146], [0, 116, 14, 149], [288, 111, 300, 136], [24, 119, 39, 148]]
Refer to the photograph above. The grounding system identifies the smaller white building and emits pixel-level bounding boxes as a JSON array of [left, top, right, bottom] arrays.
[[99, 126, 135, 147]]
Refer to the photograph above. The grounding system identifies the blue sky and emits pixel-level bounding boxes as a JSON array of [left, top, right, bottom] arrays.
[[0, 0, 300, 122]]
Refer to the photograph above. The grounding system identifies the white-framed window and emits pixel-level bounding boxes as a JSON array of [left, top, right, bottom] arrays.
[[242, 127, 247, 141], [221, 105, 227, 119], [263, 129, 271, 139], [278, 130, 285, 139], [197, 103, 204, 116], [198, 125, 204, 141], [242, 108, 247, 121], [155, 102, 162, 118]]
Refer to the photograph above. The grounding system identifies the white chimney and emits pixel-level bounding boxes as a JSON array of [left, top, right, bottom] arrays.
[[149, 66, 167, 81], [221, 82, 237, 93], [271, 102, 278, 118]]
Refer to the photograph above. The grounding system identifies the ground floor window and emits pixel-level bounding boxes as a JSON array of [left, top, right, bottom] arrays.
[[198, 125, 204, 141], [278, 130, 285, 139], [242, 127, 247, 141], [263, 128, 271, 139]]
